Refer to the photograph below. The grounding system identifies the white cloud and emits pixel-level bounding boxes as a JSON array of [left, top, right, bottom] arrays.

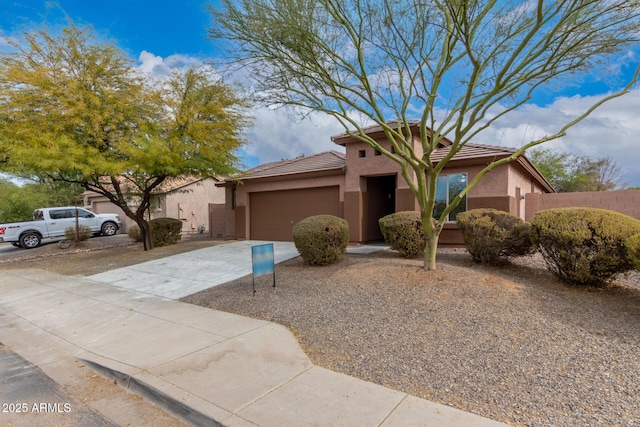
[[242, 107, 346, 165], [474, 88, 640, 186], [136, 50, 212, 79], [137, 51, 171, 76]]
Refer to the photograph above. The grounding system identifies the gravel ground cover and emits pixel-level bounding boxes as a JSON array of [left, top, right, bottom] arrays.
[[182, 249, 640, 427]]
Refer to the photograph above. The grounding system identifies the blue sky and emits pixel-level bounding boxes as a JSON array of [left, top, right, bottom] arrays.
[[1, 1, 215, 58], [1, 1, 639, 186]]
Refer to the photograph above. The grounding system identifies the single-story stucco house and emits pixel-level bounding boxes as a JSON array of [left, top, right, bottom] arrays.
[[84, 176, 225, 234], [218, 121, 554, 245]]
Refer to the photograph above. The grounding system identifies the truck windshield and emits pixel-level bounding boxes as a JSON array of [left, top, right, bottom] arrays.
[[33, 210, 44, 221]]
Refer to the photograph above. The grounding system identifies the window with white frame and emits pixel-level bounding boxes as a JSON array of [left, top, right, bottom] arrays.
[[433, 173, 467, 222]]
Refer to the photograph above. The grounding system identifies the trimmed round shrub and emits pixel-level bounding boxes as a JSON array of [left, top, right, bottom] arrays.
[[64, 225, 91, 241], [531, 208, 640, 286], [457, 209, 534, 265], [293, 215, 348, 266], [625, 233, 640, 271], [378, 211, 425, 258], [149, 217, 183, 247]]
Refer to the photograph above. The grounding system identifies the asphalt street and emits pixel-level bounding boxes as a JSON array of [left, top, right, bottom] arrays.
[[0, 342, 116, 427]]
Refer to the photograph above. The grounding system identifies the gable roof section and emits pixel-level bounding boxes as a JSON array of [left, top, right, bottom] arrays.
[[232, 150, 346, 181], [331, 120, 453, 146]]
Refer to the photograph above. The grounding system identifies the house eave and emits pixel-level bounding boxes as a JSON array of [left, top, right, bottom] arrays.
[[217, 166, 346, 187]]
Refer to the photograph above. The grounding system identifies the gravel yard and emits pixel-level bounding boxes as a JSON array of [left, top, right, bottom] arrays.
[[182, 249, 640, 427]]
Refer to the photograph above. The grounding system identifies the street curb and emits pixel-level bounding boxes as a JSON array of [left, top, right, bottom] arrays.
[[78, 358, 224, 427]]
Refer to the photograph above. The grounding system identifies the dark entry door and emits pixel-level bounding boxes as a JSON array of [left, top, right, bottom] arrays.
[[366, 175, 396, 241]]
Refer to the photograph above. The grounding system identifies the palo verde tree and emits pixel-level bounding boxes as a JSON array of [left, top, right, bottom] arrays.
[[210, 0, 640, 269], [0, 25, 249, 250]]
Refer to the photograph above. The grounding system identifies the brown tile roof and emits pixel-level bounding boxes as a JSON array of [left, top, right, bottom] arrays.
[[430, 143, 518, 162], [331, 120, 453, 146], [235, 151, 346, 180]]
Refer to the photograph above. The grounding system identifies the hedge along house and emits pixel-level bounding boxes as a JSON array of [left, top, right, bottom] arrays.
[[219, 121, 554, 245]]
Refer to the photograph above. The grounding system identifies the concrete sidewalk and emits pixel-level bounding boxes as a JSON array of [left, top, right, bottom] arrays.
[[0, 268, 507, 426]]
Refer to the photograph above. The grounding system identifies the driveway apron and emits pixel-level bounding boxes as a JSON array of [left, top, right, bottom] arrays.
[[88, 240, 300, 299]]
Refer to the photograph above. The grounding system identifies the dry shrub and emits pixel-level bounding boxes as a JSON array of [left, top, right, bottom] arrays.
[[531, 208, 640, 286], [149, 217, 182, 247], [378, 211, 425, 258], [625, 233, 640, 271], [457, 209, 534, 265], [64, 225, 91, 241], [128, 225, 143, 242], [293, 215, 348, 266]]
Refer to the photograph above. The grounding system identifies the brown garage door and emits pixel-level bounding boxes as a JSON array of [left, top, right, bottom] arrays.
[[250, 186, 341, 241]]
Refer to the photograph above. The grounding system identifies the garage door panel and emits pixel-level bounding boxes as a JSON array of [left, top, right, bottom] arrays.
[[250, 186, 340, 241]]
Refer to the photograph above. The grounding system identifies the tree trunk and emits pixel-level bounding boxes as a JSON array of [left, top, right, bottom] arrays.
[[423, 232, 439, 270], [421, 214, 442, 270], [135, 217, 153, 251]]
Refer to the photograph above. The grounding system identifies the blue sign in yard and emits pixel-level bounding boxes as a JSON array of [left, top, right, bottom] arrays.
[[252, 243, 275, 277], [251, 243, 276, 295]]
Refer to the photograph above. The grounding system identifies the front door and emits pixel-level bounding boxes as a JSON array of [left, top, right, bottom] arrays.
[[366, 175, 397, 241]]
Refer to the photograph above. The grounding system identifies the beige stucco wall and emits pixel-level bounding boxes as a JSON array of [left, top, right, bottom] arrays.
[[159, 178, 224, 234]]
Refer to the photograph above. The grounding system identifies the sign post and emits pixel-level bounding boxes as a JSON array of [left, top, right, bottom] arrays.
[[251, 243, 275, 295]]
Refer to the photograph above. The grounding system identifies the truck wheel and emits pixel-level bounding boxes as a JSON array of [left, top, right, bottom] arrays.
[[19, 232, 41, 249], [101, 222, 118, 236]]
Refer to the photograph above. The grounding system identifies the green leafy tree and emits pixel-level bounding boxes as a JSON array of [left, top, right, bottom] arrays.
[[0, 25, 249, 250], [0, 178, 83, 223], [0, 180, 49, 222], [529, 148, 627, 192], [210, 0, 640, 269]]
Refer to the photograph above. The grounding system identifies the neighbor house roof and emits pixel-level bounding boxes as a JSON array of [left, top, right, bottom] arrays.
[[154, 176, 222, 193], [84, 175, 222, 198], [224, 151, 346, 183]]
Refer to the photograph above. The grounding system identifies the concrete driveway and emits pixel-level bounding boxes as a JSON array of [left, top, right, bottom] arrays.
[[88, 240, 300, 299]]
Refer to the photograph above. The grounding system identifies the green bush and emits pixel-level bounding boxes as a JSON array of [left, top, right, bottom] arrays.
[[293, 215, 348, 266], [457, 209, 534, 265], [625, 233, 640, 271], [378, 211, 425, 258], [531, 208, 640, 286], [64, 225, 91, 241], [128, 225, 143, 242], [149, 217, 183, 247]]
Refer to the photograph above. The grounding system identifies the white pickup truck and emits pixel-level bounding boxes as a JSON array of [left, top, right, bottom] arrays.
[[0, 207, 122, 249]]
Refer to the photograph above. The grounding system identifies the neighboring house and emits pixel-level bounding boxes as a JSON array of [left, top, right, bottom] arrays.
[[83, 176, 225, 236], [218, 121, 554, 245]]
